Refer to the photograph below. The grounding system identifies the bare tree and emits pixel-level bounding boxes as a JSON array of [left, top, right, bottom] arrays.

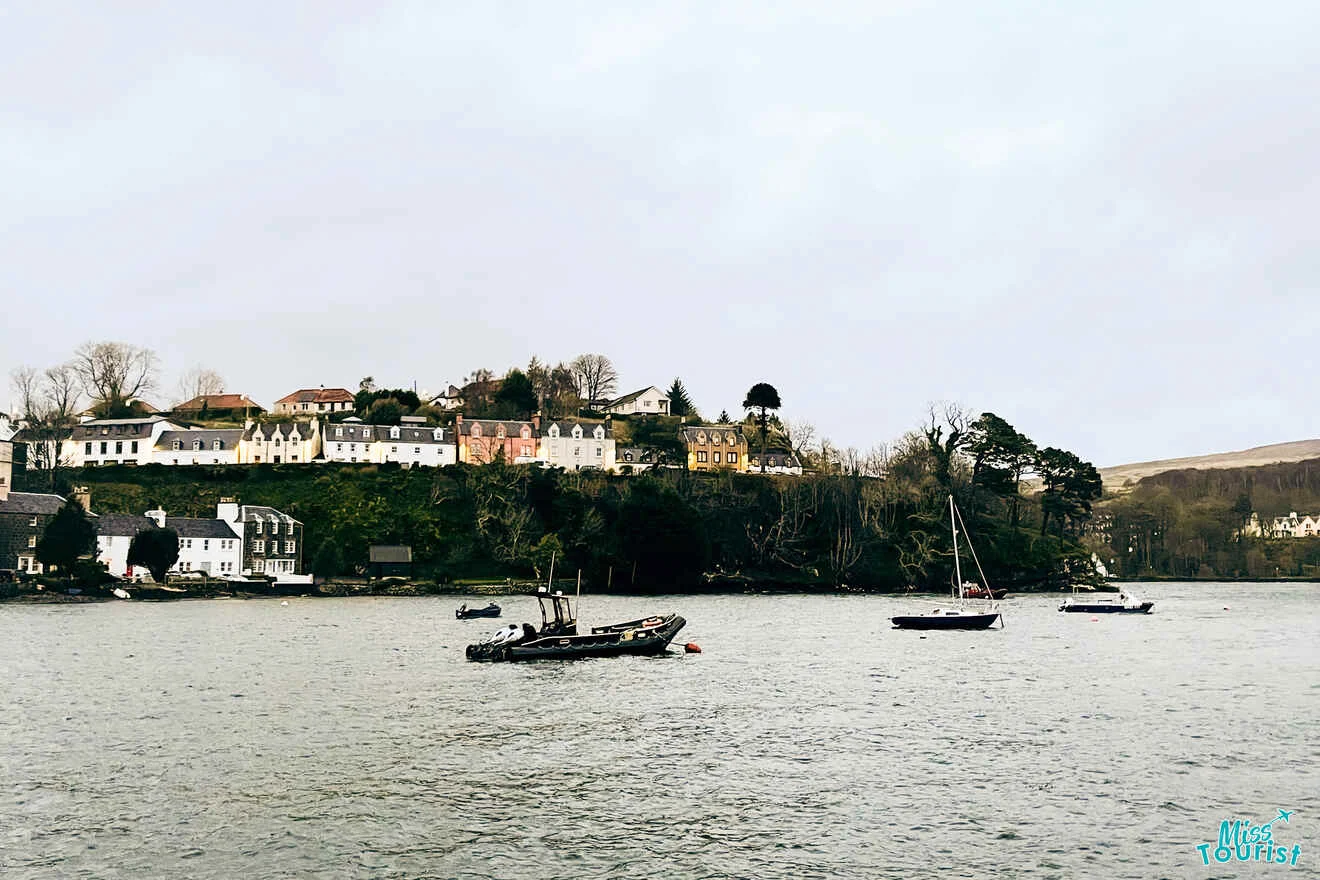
[[10, 364, 79, 489], [570, 354, 618, 406], [72, 341, 158, 415], [781, 418, 818, 459], [176, 366, 226, 404]]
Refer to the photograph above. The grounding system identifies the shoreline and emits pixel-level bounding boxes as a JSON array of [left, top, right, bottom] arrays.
[[4, 576, 1316, 605]]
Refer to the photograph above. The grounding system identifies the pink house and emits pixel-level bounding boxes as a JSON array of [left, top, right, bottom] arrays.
[[454, 415, 537, 464]]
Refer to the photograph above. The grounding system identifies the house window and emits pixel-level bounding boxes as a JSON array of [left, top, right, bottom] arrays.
[[768, 457, 777, 467], [213, 440, 222, 450], [596, 447, 602, 457], [414, 447, 420, 454], [714, 452, 722, 464], [274, 437, 281, 446], [285, 541, 295, 554], [28, 536, 36, 548], [253, 559, 265, 572], [203, 540, 209, 550], [115, 441, 123, 454], [29, 516, 38, 526], [192, 440, 202, 451], [254, 540, 265, 553], [255, 521, 263, 534], [173, 440, 181, 451], [131, 441, 138, 453], [697, 451, 708, 463], [624, 452, 633, 462], [100, 442, 108, 455], [574, 447, 581, 457], [729, 452, 738, 464], [522, 446, 532, 457]]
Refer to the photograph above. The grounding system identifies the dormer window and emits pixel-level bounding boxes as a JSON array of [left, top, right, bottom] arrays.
[[728, 434, 737, 445], [471, 424, 482, 437], [171, 439, 181, 451], [520, 427, 531, 439], [213, 440, 222, 450], [335, 427, 343, 438], [390, 427, 400, 439], [594, 426, 604, 439], [572, 426, 583, 439], [549, 425, 559, 438], [433, 429, 443, 441], [697, 432, 707, 443], [192, 440, 202, 451], [497, 425, 506, 439]]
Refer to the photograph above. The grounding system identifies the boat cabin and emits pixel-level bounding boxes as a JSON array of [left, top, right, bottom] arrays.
[[535, 586, 577, 636]]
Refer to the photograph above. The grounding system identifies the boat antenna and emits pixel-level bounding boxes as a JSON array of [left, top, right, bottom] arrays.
[[547, 551, 556, 589], [950, 495, 965, 601]]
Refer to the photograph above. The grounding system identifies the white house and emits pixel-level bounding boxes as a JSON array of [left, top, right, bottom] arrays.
[[238, 420, 321, 464], [64, 417, 183, 467], [94, 508, 243, 578], [599, 386, 670, 416], [538, 419, 615, 471], [748, 449, 805, 475], [152, 429, 243, 465], [1268, 512, 1320, 538], [321, 420, 455, 467], [0, 414, 16, 442]]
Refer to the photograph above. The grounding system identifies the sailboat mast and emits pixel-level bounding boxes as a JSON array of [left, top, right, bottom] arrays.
[[950, 495, 964, 599]]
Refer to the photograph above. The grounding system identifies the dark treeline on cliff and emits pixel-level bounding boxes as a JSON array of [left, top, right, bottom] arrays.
[[1090, 458, 1320, 579], [47, 410, 1100, 592]]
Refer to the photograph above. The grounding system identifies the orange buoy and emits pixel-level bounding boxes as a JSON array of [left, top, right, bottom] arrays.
[[684, 642, 702, 653]]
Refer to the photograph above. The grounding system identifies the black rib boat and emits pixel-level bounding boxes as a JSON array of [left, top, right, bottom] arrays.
[[456, 602, 502, 619], [466, 588, 686, 661]]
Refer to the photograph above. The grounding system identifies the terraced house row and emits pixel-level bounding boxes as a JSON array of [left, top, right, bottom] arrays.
[[59, 414, 805, 475]]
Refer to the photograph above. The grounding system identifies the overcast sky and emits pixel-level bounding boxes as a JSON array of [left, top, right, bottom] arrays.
[[3, 2, 1317, 466]]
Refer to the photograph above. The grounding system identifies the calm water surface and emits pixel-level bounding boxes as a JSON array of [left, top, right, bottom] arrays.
[[2, 583, 1317, 879]]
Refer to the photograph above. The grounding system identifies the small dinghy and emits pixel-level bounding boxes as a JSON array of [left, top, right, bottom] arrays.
[[456, 602, 502, 619]]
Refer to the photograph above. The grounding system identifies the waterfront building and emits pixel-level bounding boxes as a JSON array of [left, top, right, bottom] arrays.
[[538, 419, 615, 471]]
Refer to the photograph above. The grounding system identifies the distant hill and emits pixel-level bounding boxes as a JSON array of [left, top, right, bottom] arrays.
[[1100, 439, 1320, 491]]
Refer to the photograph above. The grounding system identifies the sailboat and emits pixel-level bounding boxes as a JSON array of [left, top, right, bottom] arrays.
[[891, 495, 1004, 631]]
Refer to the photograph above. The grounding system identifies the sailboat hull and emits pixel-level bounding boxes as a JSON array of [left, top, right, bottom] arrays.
[[891, 612, 1001, 630]]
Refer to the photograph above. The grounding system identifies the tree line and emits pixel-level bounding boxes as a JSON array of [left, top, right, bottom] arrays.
[[43, 407, 1100, 592]]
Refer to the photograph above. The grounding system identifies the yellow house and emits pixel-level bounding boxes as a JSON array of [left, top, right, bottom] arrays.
[[238, 419, 321, 464], [682, 425, 748, 472]]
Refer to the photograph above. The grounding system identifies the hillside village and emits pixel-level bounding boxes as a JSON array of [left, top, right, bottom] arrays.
[[2, 346, 807, 582]]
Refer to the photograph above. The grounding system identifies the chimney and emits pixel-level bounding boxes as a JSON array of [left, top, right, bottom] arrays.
[[73, 486, 91, 512], [0, 440, 12, 503], [146, 508, 166, 528], [532, 413, 541, 432]]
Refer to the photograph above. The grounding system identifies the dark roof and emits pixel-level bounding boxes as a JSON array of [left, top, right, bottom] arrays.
[[0, 492, 67, 516], [604, 386, 666, 408], [275, 388, 354, 405], [241, 421, 315, 440], [455, 419, 534, 437], [72, 417, 177, 441], [616, 447, 656, 463], [156, 429, 244, 449], [370, 545, 413, 563], [326, 423, 449, 444], [94, 513, 155, 536], [541, 419, 612, 439], [173, 394, 264, 412], [749, 449, 803, 467], [165, 517, 241, 539], [682, 425, 745, 443], [239, 505, 301, 525]]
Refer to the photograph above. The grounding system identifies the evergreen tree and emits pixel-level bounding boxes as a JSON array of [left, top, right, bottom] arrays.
[[666, 378, 697, 418], [128, 527, 180, 583], [36, 498, 96, 577], [742, 382, 782, 473]]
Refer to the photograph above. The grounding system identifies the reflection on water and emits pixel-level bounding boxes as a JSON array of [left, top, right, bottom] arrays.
[[1, 583, 1317, 879]]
